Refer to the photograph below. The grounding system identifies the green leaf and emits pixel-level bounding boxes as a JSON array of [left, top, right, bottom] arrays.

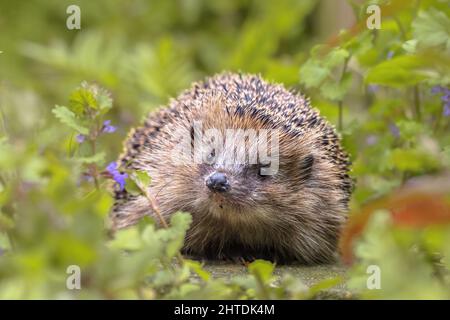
[[0, 230, 12, 250], [402, 40, 418, 54], [342, 29, 373, 56], [161, 212, 192, 258], [300, 47, 349, 91], [184, 260, 211, 281], [108, 227, 142, 251], [52, 105, 89, 134], [388, 148, 439, 172], [248, 259, 274, 283], [308, 276, 343, 296], [141, 224, 158, 246], [166, 237, 183, 258], [69, 86, 98, 115], [96, 88, 113, 111], [323, 48, 349, 69], [396, 120, 426, 142], [365, 55, 429, 87], [153, 269, 177, 287], [299, 60, 329, 88], [76, 152, 106, 165], [124, 177, 142, 196], [170, 212, 192, 232], [177, 283, 200, 297], [412, 8, 450, 51], [320, 72, 352, 101], [134, 170, 152, 188]]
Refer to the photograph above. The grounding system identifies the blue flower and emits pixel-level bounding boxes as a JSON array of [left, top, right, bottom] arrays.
[[366, 135, 378, 146], [82, 173, 94, 182], [431, 86, 443, 95], [106, 162, 128, 190], [389, 123, 400, 138], [441, 92, 450, 103], [431, 86, 450, 117], [76, 134, 86, 143], [102, 120, 117, 133], [368, 85, 379, 93], [387, 51, 394, 59], [106, 162, 116, 171], [444, 103, 450, 117]]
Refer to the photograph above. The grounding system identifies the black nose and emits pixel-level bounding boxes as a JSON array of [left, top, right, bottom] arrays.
[[206, 172, 230, 193]]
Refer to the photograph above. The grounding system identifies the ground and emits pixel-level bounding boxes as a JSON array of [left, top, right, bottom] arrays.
[[202, 261, 353, 299]]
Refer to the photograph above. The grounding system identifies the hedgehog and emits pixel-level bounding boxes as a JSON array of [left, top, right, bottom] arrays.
[[111, 72, 352, 264]]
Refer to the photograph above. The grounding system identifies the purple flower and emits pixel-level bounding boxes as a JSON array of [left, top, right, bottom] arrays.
[[106, 162, 117, 173], [387, 51, 394, 59], [106, 162, 128, 190], [431, 86, 443, 95], [441, 92, 450, 103], [431, 86, 450, 116], [102, 120, 117, 133], [76, 134, 86, 143], [444, 103, 450, 117], [366, 135, 378, 146], [368, 85, 379, 93], [389, 123, 400, 138], [77, 172, 94, 187], [82, 173, 94, 183]]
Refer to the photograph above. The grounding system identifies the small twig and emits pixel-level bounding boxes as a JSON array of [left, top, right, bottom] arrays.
[[140, 186, 169, 229]]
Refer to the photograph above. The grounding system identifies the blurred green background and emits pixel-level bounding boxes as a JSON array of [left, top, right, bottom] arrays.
[[0, 0, 450, 299]]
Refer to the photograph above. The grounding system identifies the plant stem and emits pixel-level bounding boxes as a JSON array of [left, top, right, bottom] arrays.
[[139, 184, 185, 264], [433, 108, 442, 133], [338, 101, 343, 131], [0, 174, 6, 188], [337, 55, 352, 131], [393, 16, 407, 40], [89, 139, 100, 189], [0, 106, 8, 138], [141, 186, 169, 229], [254, 272, 271, 299], [413, 85, 421, 121]]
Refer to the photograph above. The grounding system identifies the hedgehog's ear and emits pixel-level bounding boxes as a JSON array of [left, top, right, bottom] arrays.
[[299, 154, 314, 180]]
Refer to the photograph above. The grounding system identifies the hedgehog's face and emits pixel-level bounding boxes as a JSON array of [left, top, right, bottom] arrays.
[[166, 106, 330, 225], [188, 128, 317, 221], [199, 160, 275, 208]]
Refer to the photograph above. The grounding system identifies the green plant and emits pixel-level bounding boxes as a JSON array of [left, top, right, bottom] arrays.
[[0, 0, 449, 300]]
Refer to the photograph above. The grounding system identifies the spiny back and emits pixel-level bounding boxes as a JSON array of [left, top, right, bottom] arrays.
[[120, 73, 351, 200]]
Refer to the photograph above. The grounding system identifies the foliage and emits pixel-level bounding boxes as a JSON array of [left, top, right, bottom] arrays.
[[0, 0, 449, 299]]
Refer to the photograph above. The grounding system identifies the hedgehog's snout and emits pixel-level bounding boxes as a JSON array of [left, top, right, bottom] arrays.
[[206, 172, 230, 193]]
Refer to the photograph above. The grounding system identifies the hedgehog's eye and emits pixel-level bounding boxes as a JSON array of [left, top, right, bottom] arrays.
[[205, 149, 216, 164]]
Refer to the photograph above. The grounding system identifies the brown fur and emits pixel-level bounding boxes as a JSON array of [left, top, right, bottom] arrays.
[[111, 72, 352, 264]]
